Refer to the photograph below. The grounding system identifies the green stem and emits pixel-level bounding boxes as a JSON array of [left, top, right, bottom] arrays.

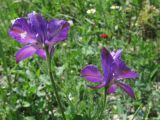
[[103, 87, 107, 119], [132, 104, 143, 120], [104, 87, 107, 107], [98, 87, 107, 119], [46, 48, 66, 120]]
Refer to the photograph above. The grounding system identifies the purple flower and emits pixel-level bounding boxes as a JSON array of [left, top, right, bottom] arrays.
[[9, 11, 70, 63], [81, 47, 138, 98]]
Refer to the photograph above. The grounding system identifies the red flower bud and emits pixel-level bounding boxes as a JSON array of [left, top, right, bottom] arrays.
[[100, 33, 108, 38]]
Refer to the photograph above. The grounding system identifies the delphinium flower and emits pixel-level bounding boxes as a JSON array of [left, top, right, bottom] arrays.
[[9, 12, 70, 120], [9, 11, 70, 63], [81, 47, 138, 98]]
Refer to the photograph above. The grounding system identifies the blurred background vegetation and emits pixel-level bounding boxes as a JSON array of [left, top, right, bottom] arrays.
[[0, 0, 160, 120]]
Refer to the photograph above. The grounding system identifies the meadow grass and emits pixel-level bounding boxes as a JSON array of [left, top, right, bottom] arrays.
[[0, 0, 160, 120]]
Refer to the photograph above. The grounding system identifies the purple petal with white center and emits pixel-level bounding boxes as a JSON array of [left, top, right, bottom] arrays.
[[108, 84, 117, 94], [46, 19, 70, 45], [118, 82, 135, 98], [81, 65, 103, 83], [9, 18, 36, 44], [28, 12, 47, 42], [101, 48, 114, 84], [36, 48, 46, 59], [89, 82, 106, 89], [16, 45, 37, 63]]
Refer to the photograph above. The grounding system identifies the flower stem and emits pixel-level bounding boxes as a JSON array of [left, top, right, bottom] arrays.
[[104, 87, 107, 107], [102, 87, 107, 118], [98, 87, 107, 119], [132, 104, 143, 120], [46, 48, 66, 120]]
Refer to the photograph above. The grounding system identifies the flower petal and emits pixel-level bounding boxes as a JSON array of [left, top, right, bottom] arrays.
[[112, 49, 123, 60], [116, 70, 139, 80], [114, 58, 139, 80], [81, 65, 103, 82], [16, 45, 37, 63], [108, 84, 117, 94], [46, 19, 70, 45], [113, 50, 139, 80], [9, 18, 36, 44], [118, 82, 135, 98], [28, 12, 47, 42], [36, 49, 46, 59], [101, 48, 114, 84]]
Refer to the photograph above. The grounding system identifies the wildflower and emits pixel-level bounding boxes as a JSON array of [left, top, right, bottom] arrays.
[[110, 5, 120, 10], [68, 93, 74, 101], [115, 25, 119, 30], [9, 11, 70, 63], [11, 19, 16, 24], [100, 33, 108, 39], [68, 20, 74, 26], [113, 114, 120, 120], [62, 43, 67, 47], [81, 48, 138, 98], [87, 8, 96, 14]]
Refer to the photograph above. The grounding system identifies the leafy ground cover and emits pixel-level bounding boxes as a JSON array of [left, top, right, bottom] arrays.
[[0, 0, 160, 120]]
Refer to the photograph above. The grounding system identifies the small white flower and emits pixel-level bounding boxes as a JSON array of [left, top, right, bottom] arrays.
[[131, 16, 136, 20], [68, 20, 74, 26], [48, 111, 52, 115], [113, 114, 120, 120], [127, 115, 134, 120], [32, 11, 37, 15], [62, 43, 67, 47], [87, 10, 91, 14], [70, 70, 74, 73], [110, 5, 120, 10], [115, 25, 119, 30], [87, 8, 96, 14], [68, 93, 73, 101], [11, 19, 16, 25]]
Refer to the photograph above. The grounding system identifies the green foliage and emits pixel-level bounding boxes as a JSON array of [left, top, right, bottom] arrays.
[[0, 0, 160, 119]]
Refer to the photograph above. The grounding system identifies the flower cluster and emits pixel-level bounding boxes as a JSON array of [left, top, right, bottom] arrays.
[[86, 8, 96, 14], [110, 5, 121, 10]]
